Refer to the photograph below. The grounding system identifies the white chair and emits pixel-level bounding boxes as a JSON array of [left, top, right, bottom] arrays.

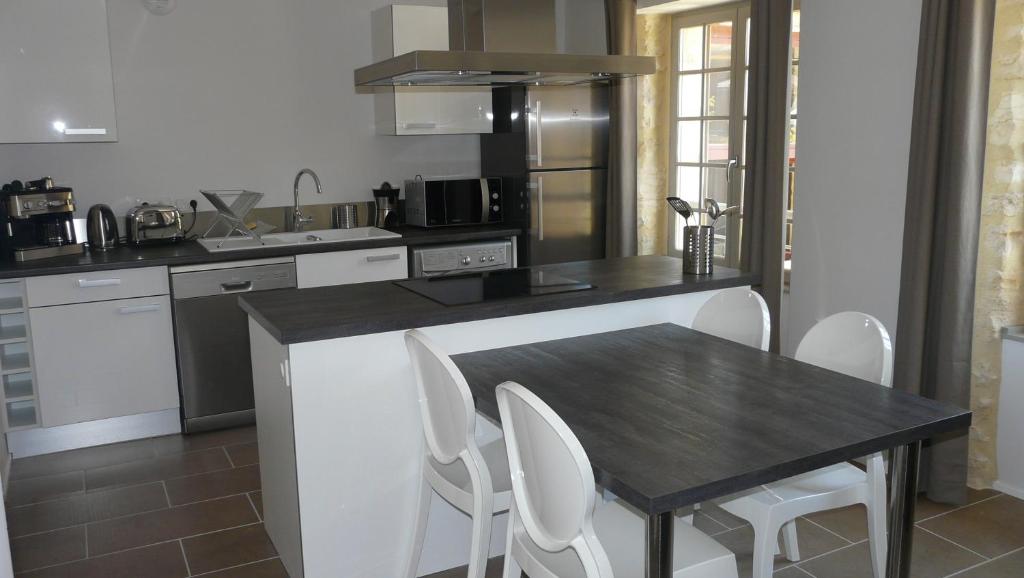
[[496, 381, 739, 578], [404, 330, 512, 578], [691, 288, 771, 351], [716, 312, 893, 578]]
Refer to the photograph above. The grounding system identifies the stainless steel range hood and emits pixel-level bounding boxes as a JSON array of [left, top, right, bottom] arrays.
[[354, 0, 655, 87]]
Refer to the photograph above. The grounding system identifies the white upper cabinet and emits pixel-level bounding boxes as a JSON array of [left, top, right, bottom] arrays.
[[0, 0, 118, 143], [372, 5, 493, 135]]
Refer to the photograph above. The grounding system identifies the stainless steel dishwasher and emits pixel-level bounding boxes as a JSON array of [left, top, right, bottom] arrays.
[[171, 258, 296, 432]]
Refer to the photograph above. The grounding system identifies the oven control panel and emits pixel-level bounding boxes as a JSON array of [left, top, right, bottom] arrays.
[[412, 240, 514, 277]]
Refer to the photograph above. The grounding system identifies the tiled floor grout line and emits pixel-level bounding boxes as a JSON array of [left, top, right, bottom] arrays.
[[188, 555, 281, 577], [915, 493, 1002, 524], [942, 544, 1024, 578], [247, 492, 262, 522], [916, 524, 991, 561], [9, 490, 260, 540], [222, 445, 235, 469], [799, 515, 855, 545], [792, 565, 818, 578], [83, 518, 89, 558], [179, 538, 193, 577], [789, 538, 868, 568], [15, 521, 266, 574], [161, 479, 173, 509]]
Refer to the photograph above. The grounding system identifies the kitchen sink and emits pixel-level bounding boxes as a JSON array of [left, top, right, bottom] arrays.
[[198, 227, 402, 253]]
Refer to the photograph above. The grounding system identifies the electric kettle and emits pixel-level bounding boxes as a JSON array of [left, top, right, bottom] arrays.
[[86, 204, 119, 250]]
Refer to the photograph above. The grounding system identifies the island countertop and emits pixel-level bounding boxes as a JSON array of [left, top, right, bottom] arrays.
[[239, 255, 761, 344]]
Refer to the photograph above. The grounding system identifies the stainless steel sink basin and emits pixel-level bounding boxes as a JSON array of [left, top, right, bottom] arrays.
[[198, 227, 402, 253]]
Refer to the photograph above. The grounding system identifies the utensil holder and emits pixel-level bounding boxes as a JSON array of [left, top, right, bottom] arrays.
[[331, 204, 360, 229], [682, 225, 714, 275]]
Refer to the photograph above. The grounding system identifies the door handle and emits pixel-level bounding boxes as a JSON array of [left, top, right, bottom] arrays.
[[220, 281, 253, 293], [118, 304, 161, 315], [725, 156, 739, 185], [535, 100, 543, 167], [78, 278, 121, 288], [538, 177, 544, 241], [366, 253, 401, 263]]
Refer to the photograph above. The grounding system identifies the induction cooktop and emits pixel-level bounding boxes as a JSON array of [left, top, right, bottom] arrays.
[[395, 269, 595, 306]]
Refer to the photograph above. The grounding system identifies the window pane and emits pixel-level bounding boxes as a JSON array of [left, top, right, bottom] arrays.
[[790, 64, 799, 115], [741, 119, 747, 165], [788, 118, 798, 165], [706, 21, 733, 68], [792, 10, 801, 61], [745, 18, 751, 67], [676, 165, 701, 204], [744, 69, 749, 117], [705, 71, 731, 116], [678, 74, 702, 117], [703, 167, 729, 257], [677, 121, 701, 163], [679, 26, 703, 71], [704, 120, 730, 162]]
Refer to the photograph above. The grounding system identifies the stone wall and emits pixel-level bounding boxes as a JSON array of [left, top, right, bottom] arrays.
[[970, 0, 1024, 488], [637, 13, 671, 256]]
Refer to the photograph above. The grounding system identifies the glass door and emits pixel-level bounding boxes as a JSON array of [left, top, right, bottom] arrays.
[[669, 4, 749, 267]]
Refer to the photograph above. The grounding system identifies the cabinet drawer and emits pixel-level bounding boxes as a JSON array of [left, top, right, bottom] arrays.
[[26, 266, 169, 307], [31, 295, 178, 427], [296, 247, 408, 289]]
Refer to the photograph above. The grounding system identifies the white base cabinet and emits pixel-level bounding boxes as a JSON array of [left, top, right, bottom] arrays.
[[30, 295, 178, 427], [296, 247, 408, 289]]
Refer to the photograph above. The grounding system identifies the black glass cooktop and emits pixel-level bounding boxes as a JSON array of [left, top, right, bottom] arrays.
[[395, 269, 595, 306]]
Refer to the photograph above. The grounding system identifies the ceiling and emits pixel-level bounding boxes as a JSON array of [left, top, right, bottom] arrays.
[[636, 0, 736, 14]]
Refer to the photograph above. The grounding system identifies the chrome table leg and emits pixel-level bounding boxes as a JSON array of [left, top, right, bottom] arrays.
[[646, 511, 673, 578], [886, 441, 922, 578]]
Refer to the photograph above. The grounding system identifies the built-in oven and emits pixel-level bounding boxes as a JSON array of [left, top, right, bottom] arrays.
[[404, 177, 503, 227]]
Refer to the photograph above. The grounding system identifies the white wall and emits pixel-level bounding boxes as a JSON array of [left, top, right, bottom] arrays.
[[785, 0, 921, 352], [0, 0, 481, 215], [995, 334, 1024, 500]]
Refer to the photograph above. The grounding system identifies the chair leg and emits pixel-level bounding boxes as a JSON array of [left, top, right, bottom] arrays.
[[467, 490, 494, 578], [502, 506, 523, 578], [404, 475, 433, 578], [867, 498, 887, 578], [751, 524, 780, 578], [781, 519, 801, 561]]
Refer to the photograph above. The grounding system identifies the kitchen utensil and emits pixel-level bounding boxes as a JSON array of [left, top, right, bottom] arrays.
[[126, 203, 184, 245], [704, 198, 721, 225], [0, 179, 84, 261], [683, 225, 715, 275], [666, 197, 695, 227], [373, 182, 400, 228], [711, 205, 740, 227], [86, 204, 119, 250], [199, 189, 265, 243], [331, 203, 360, 229]]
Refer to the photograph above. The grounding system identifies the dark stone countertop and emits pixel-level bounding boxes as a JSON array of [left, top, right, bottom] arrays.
[[0, 224, 521, 279], [239, 256, 761, 344]]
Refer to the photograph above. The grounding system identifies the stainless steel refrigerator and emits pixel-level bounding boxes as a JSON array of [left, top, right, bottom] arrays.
[[482, 85, 608, 266]]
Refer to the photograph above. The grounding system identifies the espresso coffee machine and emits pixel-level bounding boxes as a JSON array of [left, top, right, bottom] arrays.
[[1, 177, 84, 262]]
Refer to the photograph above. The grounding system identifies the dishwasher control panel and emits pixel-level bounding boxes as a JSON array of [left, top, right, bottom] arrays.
[[412, 240, 514, 277]]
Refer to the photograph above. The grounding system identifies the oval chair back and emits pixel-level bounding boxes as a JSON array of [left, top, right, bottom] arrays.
[[496, 382, 613, 578], [691, 288, 771, 351], [405, 329, 476, 465], [794, 312, 893, 387]]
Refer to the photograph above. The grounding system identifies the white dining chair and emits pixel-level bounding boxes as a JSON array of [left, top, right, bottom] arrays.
[[404, 330, 512, 578], [496, 381, 739, 578], [716, 312, 893, 578], [690, 287, 771, 351]]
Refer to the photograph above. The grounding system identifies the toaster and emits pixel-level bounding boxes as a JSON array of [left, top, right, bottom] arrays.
[[126, 203, 184, 245]]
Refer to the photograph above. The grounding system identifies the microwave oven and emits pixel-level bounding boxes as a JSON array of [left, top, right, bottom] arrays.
[[404, 178, 503, 227]]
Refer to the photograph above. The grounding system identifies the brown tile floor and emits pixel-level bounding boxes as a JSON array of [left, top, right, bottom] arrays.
[[5, 426, 287, 577], [8, 430, 1022, 578], [427, 489, 1024, 578]]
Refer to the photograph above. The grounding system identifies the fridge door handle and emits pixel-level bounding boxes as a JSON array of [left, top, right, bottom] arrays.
[[537, 176, 544, 241], [535, 100, 543, 167]]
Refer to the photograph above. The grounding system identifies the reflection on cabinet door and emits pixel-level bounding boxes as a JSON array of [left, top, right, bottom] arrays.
[[31, 296, 178, 427]]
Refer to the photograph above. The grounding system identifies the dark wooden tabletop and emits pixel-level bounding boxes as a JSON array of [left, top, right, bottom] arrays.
[[452, 323, 971, 515]]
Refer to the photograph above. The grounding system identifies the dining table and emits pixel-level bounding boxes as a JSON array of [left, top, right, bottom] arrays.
[[451, 323, 971, 578]]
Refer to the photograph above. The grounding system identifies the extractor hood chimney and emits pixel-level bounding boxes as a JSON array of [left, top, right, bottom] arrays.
[[353, 0, 655, 87]]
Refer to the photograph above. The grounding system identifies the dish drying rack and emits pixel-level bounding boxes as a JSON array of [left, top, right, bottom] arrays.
[[199, 190, 271, 247]]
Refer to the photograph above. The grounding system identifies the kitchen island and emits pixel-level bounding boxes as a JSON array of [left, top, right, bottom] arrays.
[[239, 256, 759, 578]]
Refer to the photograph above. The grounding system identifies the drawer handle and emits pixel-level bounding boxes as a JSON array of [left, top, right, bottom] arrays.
[[402, 122, 437, 130], [366, 253, 401, 263], [118, 304, 161, 315], [78, 278, 121, 288], [220, 281, 254, 293]]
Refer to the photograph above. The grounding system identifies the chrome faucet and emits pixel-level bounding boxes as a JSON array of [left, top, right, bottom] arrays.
[[292, 168, 322, 232]]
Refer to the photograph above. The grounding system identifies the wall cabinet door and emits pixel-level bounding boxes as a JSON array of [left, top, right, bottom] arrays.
[[0, 0, 117, 143], [31, 296, 178, 427], [296, 247, 408, 289]]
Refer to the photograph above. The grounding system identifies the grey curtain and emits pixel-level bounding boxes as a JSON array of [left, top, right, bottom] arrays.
[[741, 0, 793, 353], [605, 0, 638, 258], [895, 0, 996, 505]]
